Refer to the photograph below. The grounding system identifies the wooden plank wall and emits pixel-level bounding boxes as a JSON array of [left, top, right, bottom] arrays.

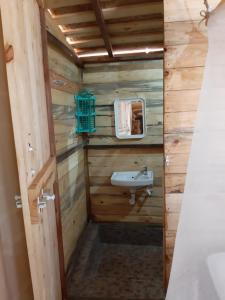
[[48, 42, 87, 268], [83, 60, 164, 223], [57, 149, 87, 267], [48, 43, 82, 154], [88, 148, 164, 223], [83, 60, 163, 146], [164, 0, 211, 282]]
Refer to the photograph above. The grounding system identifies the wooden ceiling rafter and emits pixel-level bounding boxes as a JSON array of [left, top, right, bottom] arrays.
[[45, 0, 90, 9], [68, 28, 163, 43], [83, 53, 164, 63], [47, 31, 83, 67], [98, 0, 162, 9], [71, 35, 163, 51], [91, 0, 113, 57], [45, 10, 83, 67], [51, 3, 92, 15], [76, 42, 164, 54], [62, 13, 163, 33], [45, 0, 163, 9], [51, 2, 163, 25], [45, 0, 164, 64], [104, 13, 163, 24], [51, 0, 160, 15]]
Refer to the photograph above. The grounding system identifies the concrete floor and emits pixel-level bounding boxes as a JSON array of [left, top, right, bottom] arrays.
[[67, 222, 165, 300]]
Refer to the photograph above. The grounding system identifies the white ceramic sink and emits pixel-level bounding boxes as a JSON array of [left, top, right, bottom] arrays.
[[111, 171, 153, 188]]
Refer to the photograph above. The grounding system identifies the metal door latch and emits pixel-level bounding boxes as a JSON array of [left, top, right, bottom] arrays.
[[37, 197, 47, 213], [28, 157, 56, 223], [37, 190, 55, 214], [15, 195, 22, 208], [41, 190, 55, 202]]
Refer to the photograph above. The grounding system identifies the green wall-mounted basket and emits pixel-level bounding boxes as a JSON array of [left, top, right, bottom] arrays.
[[75, 90, 96, 133]]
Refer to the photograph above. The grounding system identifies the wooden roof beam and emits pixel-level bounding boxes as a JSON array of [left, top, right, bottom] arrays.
[[70, 32, 163, 49], [45, 11, 83, 68], [61, 16, 163, 38], [83, 53, 164, 63], [68, 28, 163, 41], [91, 0, 113, 58], [51, 3, 93, 16], [52, 3, 163, 25], [62, 13, 163, 29], [45, 0, 160, 10], [75, 42, 164, 54], [47, 32, 83, 67], [45, 0, 90, 9]]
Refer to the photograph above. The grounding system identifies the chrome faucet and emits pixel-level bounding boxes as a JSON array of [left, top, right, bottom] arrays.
[[134, 166, 148, 180], [142, 166, 148, 176]]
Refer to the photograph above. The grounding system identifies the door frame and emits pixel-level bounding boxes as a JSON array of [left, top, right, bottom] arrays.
[[38, 2, 66, 298]]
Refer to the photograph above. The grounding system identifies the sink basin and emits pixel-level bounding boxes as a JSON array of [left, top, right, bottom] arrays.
[[111, 171, 153, 188]]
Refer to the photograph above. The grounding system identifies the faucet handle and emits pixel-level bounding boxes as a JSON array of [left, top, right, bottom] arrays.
[[142, 166, 148, 175]]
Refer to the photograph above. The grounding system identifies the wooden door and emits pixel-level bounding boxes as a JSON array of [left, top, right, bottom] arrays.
[[0, 0, 62, 299], [0, 12, 33, 300]]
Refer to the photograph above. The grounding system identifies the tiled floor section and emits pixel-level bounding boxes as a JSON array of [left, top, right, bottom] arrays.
[[67, 223, 165, 300]]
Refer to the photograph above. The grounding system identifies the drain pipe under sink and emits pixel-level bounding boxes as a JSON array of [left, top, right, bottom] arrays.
[[129, 186, 152, 205], [129, 188, 136, 205]]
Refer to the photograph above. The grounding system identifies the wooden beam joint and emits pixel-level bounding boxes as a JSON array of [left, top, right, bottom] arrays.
[[47, 31, 83, 68], [91, 0, 113, 57]]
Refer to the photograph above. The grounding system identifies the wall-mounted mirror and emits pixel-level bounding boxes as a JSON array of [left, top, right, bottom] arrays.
[[114, 98, 146, 139]]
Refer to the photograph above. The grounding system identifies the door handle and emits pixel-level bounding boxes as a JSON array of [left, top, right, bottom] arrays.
[[41, 189, 55, 201], [37, 197, 47, 213], [28, 157, 56, 223], [37, 191, 55, 214]]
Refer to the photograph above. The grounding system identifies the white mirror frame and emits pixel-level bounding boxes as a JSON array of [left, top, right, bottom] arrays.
[[114, 98, 146, 139]]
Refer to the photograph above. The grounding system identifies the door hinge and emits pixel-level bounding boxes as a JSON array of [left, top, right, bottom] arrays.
[[15, 195, 22, 208], [164, 155, 170, 166]]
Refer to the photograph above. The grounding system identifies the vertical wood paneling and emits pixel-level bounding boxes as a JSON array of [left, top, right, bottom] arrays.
[[57, 149, 87, 267], [48, 42, 87, 268], [48, 43, 82, 155]]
